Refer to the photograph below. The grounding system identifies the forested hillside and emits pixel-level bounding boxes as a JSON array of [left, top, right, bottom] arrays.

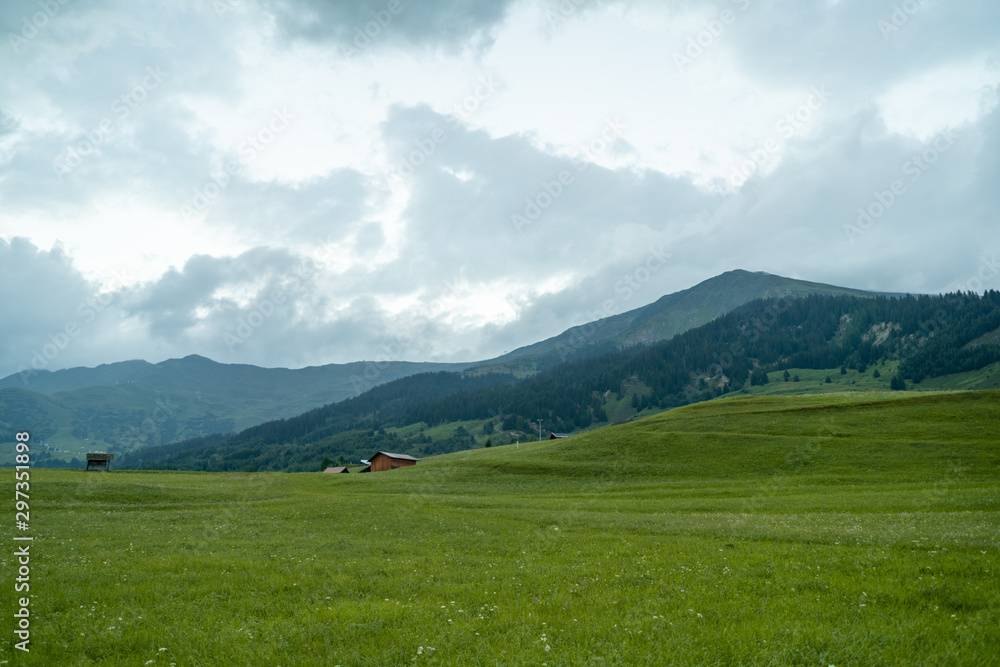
[[404, 291, 1000, 431], [120, 291, 1000, 472]]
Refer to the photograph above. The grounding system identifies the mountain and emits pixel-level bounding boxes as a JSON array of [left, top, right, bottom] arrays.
[[0, 355, 473, 462], [473, 270, 885, 372], [0, 270, 929, 468], [124, 289, 1000, 473], [0, 354, 472, 399]]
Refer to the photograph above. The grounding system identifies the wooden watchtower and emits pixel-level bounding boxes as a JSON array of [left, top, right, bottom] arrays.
[[86, 452, 114, 471]]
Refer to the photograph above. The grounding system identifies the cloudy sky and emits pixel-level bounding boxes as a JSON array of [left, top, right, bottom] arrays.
[[1, 0, 998, 375]]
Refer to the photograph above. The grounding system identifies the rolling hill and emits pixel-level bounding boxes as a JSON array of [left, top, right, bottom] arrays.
[[24, 390, 1000, 664]]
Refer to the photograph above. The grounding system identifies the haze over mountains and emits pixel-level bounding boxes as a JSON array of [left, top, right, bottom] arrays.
[[2, 268, 969, 468]]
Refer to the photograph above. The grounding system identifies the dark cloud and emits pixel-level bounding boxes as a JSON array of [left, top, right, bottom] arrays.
[[122, 248, 303, 339], [0, 237, 128, 381], [260, 0, 518, 53]]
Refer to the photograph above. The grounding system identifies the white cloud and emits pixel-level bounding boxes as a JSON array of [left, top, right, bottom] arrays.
[[877, 56, 1000, 139]]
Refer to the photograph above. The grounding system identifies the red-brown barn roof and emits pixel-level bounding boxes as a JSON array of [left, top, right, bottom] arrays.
[[370, 451, 420, 462]]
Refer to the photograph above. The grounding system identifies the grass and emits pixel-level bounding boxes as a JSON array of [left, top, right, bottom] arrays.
[[2, 391, 998, 665], [720, 362, 1000, 399]]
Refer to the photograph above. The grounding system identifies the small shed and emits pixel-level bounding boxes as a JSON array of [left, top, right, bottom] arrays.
[[86, 452, 114, 471], [549, 433, 573, 439], [323, 467, 349, 474], [359, 451, 419, 473]]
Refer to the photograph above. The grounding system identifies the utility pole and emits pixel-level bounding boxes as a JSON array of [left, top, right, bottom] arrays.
[[536, 419, 542, 442]]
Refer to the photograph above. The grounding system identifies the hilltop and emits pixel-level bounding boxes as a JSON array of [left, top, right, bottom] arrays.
[[473, 269, 885, 373]]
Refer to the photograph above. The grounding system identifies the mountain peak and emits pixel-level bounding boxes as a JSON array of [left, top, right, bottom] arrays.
[[178, 354, 215, 364], [478, 269, 879, 369]]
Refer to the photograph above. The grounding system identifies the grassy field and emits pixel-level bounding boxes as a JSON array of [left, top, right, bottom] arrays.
[[2, 391, 998, 665]]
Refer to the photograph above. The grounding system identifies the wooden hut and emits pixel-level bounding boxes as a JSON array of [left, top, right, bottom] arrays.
[[359, 451, 419, 473], [86, 452, 114, 471], [322, 466, 349, 474]]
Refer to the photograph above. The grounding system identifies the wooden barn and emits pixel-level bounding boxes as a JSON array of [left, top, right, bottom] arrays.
[[322, 466, 349, 474], [86, 452, 114, 471], [359, 451, 419, 473]]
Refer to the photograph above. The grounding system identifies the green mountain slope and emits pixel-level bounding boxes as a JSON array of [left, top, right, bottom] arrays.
[[427, 389, 1000, 482], [128, 290, 1000, 472], [1, 270, 886, 462]]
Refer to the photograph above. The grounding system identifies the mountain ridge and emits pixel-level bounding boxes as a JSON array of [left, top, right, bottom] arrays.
[[0, 269, 919, 464], [118, 290, 1000, 472]]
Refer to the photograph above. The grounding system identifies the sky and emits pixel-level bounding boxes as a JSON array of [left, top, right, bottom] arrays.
[[1, 0, 998, 376]]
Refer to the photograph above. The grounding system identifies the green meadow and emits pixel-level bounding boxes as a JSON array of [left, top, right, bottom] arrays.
[[2, 391, 999, 665]]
